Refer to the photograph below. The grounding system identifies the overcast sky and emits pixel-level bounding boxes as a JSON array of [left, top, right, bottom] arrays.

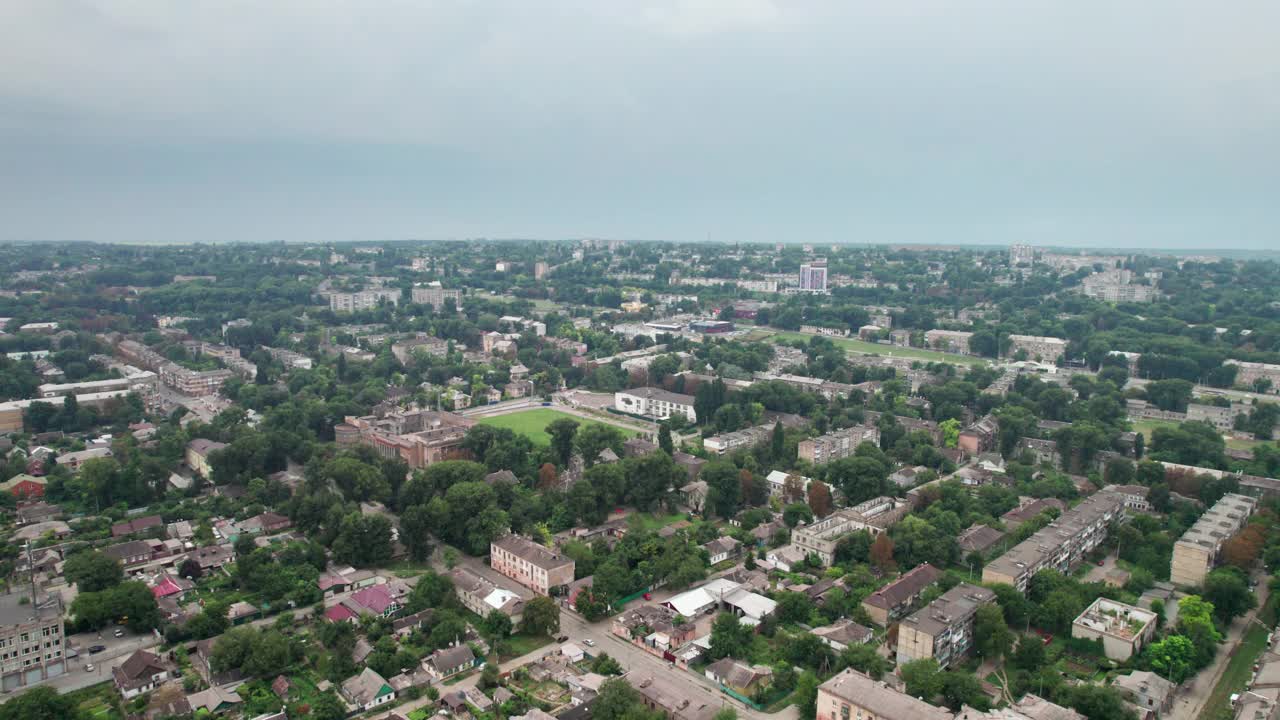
[[2, 1, 1277, 248]]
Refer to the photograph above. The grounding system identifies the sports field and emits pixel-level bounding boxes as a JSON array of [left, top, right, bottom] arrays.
[[477, 408, 639, 446], [771, 331, 990, 366]]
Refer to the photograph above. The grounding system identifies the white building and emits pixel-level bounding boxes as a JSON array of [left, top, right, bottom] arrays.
[[614, 387, 697, 422], [799, 261, 828, 292]]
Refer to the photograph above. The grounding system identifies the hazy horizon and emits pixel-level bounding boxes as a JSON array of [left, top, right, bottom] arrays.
[[3, 2, 1277, 248]]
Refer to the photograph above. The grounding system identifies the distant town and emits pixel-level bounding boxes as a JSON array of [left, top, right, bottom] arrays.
[[0, 239, 1277, 720]]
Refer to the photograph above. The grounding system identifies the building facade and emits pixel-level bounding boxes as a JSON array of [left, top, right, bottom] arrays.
[[490, 535, 575, 595], [896, 583, 995, 668], [798, 425, 880, 466], [0, 595, 65, 691], [1171, 493, 1256, 588], [1005, 334, 1068, 364], [614, 387, 697, 422]]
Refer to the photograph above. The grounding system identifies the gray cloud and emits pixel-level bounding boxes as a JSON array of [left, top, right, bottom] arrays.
[[1, 1, 1277, 246]]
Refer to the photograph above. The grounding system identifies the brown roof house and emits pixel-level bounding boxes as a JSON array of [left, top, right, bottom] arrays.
[[112, 649, 173, 699], [704, 658, 773, 696], [861, 562, 942, 626], [424, 645, 478, 680]]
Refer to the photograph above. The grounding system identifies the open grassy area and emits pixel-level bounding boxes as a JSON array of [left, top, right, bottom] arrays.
[[1132, 418, 1264, 452], [771, 331, 990, 367], [477, 408, 639, 446], [626, 512, 693, 532]]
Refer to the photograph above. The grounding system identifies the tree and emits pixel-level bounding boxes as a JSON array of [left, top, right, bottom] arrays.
[[591, 653, 624, 675], [309, 690, 348, 720], [0, 686, 82, 720], [709, 611, 753, 659], [331, 512, 394, 567], [1143, 635, 1196, 683], [973, 604, 1013, 661], [63, 550, 123, 592], [869, 533, 896, 573], [520, 596, 560, 636], [538, 462, 559, 489], [576, 423, 625, 468], [399, 505, 434, 561], [840, 643, 891, 679], [178, 558, 204, 580], [1203, 568, 1256, 623], [594, 678, 646, 720], [900, 658, 943, 700], [658, 423, 674, 455], [795, 671, 820, 720], [482, 609, 513, 642], [771, 421, 785, 459], [703, 461, 742, 519], [1011, 635, 1045, 671], [807, 480, 833, 518], [941, 671, 988, 711], [547, 418, 580, 466], [714, 709, 738, 720]]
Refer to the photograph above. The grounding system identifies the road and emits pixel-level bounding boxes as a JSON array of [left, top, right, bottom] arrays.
[[1168, 572, 1271, 720]]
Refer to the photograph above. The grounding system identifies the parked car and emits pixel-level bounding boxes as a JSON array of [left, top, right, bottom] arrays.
[[583, 639, 595, 647], [88, 645, 106, 654], [113, 629, 125, 638], [84, 663, 95, 672], [556, 635, 569, 643], [643, 593, 652, 601]]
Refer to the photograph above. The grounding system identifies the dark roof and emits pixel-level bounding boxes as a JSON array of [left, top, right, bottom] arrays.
[[862, 563, 941, 610]]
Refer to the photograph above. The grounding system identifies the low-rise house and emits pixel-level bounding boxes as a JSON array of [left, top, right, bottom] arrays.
[[186, 685, 242, 714], [112, 649, 173, 699], [627, 671, 719, 720], [341, 668, 396, 712], [957, 524, 1006, 557], [681, 481, 708, 513], [239, 512, 292, 535], [958, 415, 999, 455], [451, 567, 526, 623], [112, 515, 164, 538], [705, 658, 773, 696], [612, 604, 698, 657], [15, 502, 61, 525], [102, 539, 162, 569], [811, 619, 873, 651], [817, 668, 953, 720], [1071, 598, 1156, 661], [0, 473, 47, 498], [890, 465, 929, 488], [54, 447, 113, 472], [703, 536, 741, 565], [425, 645, 478, 680], [1112, 670, 1175, 719], [185, 438, 227, 480], [184, 544, 234, 572], [1000, 498, 1067, 531]]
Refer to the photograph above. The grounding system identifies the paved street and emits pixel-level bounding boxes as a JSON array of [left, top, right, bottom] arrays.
[[1168, 572, 1271, 720]]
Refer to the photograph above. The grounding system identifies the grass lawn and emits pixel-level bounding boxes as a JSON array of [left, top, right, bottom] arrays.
[[478, 408, 639, 446], [626, 512, 693, 532], [1131, 419, 1180, 440], [65, 683, 122, 720], [504, 632, 554, 660], [770, 331, 989, 367]]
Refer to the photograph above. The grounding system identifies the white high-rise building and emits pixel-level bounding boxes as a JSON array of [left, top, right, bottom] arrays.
[[1010, 244, 1035, 266], [799, 260, 828, 292]]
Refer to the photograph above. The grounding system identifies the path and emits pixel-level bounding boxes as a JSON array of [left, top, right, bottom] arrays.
[[1169, 572, 1270, 720]]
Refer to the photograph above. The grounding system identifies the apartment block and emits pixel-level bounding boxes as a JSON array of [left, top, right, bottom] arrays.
[[816, 668, 952, 720], [1186, 403, 1247, 431], [1005, 334, 1068, 364], [330, 288, 400, 312], [490, 535, 575, 596], [450, 567, 525, 623], [703, 424, 774, 455], [896, 583, 995, 668], [924, 329, 974, 355], [1170, 493, 1257, 588], [798, 425, 880, 466], [792, 498, 909, 565], [0, 594, 65, 690], [983, 487, 1129, 593], [411, 284, 464, 311]]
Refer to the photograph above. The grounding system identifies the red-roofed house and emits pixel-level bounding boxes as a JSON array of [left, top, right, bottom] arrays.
[[325, 604, 358, 623], [348, 584, 401, 618], [151, 575, 186, 600]]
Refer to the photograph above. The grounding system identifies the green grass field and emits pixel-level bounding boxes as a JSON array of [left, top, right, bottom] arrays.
[[1131, 418, 1264, 452], [771, 331, 990, 366], [477, 408, 639, 446]]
